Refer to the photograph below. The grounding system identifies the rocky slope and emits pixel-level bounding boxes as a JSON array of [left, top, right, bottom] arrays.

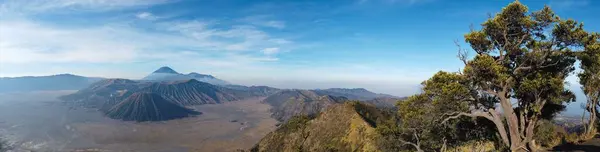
[[251, 102, 397, 152], [140, 79, 242, 105], [105, 92, 200, 122]]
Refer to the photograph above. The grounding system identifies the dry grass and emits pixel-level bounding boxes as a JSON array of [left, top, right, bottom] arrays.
[[446, 141, 495, 152]]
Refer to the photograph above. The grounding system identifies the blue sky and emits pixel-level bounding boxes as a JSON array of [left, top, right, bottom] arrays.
[[0, 0, 598, 111]]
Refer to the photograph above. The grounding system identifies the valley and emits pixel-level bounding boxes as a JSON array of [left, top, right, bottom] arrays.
[[0, 91, 277, 152]]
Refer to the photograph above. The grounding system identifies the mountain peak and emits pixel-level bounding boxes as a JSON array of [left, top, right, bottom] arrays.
[[152, 66, 179, 74]]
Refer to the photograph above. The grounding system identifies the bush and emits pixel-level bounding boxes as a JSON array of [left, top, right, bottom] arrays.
[[534, 120, 566, 148]]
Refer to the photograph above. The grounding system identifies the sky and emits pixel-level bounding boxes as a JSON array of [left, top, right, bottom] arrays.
[[0, 0, 599, 112]]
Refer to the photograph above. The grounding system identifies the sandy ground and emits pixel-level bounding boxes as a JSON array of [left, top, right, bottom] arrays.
[[0, 91, 277, 152]]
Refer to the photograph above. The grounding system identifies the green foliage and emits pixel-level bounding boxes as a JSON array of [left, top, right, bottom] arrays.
[[395, 90, 498, 151], [534, 120, 565, 148], [394, 1, 596, 151]]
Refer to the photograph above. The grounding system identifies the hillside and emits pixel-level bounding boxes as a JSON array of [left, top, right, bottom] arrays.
[[0, 74, 102, 93], [262, 90, 347, 121], [251, 102, 397, 152], [105, 92, 200, 122]]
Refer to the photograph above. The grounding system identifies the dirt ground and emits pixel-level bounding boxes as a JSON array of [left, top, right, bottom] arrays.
[[551, 135, 600, 152], [0, 91, 277, 152]]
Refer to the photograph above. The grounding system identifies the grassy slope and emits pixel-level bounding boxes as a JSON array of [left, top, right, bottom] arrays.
[[251, 102, 391, 152]]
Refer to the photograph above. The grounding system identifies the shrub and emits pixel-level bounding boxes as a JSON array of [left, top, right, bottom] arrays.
[[534, 120, 565, 148]]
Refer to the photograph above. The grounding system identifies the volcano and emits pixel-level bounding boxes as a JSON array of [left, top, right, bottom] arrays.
[[152, 66, 179, 74], [105, 92, 200, 122], [59, 78, 145, 107]]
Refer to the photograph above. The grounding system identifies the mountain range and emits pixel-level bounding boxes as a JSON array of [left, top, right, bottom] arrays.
[[0, 74, 102, 93], [0, 66, 229, 93], [262, 90, 348, 121], [314, 88, 398, 101], [4, 66, 401, 123], [261, 89, 401, 122]]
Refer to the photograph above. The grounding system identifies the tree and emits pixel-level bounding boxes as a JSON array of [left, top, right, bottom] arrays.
[[403, 1, 595, 151], [578, 32, 600, 137], [395, 72, 497, 151]]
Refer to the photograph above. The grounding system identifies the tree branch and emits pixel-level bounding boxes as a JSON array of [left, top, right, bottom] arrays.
[[455, 40, 469, 66], [442, 111, 494, 124], [398, 131, 424, 152]]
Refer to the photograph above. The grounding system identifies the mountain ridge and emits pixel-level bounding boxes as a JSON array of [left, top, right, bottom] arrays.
[[251, 102, 398, 152], [261, 89, 401, 122], [0, 74, 103, 93]]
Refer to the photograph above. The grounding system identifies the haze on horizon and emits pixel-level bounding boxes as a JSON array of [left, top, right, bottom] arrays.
[[1, 0, 599, 115]]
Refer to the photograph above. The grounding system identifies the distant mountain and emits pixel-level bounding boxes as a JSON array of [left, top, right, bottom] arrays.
[[314, 88, 397, 101], [60, 78, 270, 109], [261, 88, 401, 122], [0, 74, 103, 93], [251, 102, 398, 151], [142, 66, 229, 85], [59, 78, 146, 107], [140, 79, 242, 105], [363, 97, 404, 110], [105, 92, 200, 122], [262, 90, 347, 122], [223, 84, 281, 97], [152, 66, 179, 74]]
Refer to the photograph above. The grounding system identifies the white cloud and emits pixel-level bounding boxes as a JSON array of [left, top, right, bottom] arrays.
[[262, 47, 280, 55], [136, 12, 158, 20], [0, 17, 290, 64], [0, 0, 170, 15], [165, 20, 290, 51], [0, 20, 139, 63]]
